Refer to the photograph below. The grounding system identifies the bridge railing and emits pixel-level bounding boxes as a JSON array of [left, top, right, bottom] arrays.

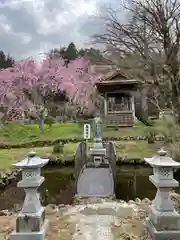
[[105, 141, 116, 180], [74, 141, 87, 186]]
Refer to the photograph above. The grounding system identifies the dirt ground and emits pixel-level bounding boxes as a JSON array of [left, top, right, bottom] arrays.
[[0, 212, 75, 240], [1, 192, 180, 240], [0, 202, 151, 240]]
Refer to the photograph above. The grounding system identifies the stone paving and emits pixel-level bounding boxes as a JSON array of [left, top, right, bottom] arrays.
[[0, 198, 156, 240], [71, 215, 114, 240], [63, 199, 147, 240]]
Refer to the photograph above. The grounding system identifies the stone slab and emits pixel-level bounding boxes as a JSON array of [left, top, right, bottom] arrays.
[[16, 209, 45, 232], [78, 202, 137, 218], [149, 206, 180, 231], [9, 219, 48, 240], [146, 218, 180, 240], [77, 168, 114, 197]]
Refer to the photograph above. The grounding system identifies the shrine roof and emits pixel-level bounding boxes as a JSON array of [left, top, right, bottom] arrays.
[[96, 69, 141, 87]]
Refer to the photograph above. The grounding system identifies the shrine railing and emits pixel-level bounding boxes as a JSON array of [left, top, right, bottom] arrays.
[[106, 111, 134, 126]]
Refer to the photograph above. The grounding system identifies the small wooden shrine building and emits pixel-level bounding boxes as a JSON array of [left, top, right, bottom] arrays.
[[96, 70, 141, 127]]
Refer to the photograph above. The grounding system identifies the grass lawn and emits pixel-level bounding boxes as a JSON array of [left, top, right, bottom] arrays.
[[0, 120, 166, 144], [0, 143, 77, 171], [114, 141, 162, 160], [0, 141, 162, 171]]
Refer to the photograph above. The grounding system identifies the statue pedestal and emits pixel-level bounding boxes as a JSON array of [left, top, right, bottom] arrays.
[[10, 220, 48, 240], [144, 149, 180, 240], [90, 145, 106, 156], [146, 217, 180, 240], [9, 152, 49, 240]]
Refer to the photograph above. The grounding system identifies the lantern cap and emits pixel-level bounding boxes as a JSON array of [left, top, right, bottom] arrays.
[[157, 148, 167, 156], [13, 151, 49, 169], [144, 148, 180, 167], [94, 115, 102, 122], [28, 151, 36, 157]]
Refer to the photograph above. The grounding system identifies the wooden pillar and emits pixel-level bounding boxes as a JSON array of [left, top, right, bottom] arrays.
[[141, 86, 148, 118], [133, 171, 137, 197], [104, 93, 108, 117], [131, 94, 136, 120]]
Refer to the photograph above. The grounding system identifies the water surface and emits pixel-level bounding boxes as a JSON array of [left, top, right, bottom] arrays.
[[0, 166, 180, 210]]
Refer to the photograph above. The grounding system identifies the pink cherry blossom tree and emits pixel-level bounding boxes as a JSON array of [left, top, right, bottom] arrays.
[[0, 56, 98, 131]]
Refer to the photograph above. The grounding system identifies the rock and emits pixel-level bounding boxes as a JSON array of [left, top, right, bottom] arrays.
[[116, 203, 137, 218], [0, 179, 6, 188], [142, 198, 151, 205], [87, 197, 104, 204], [7, 175, 15, 182], [45, 204, 58, 214], [113, 218, 122, 227], [5, 170, 12, 177], [97, 204, 117, 216], [135, 198, 141, 204], [77, 201, 137, 218], [13, 204, 22, 213], [58, 205, 67, 216], [49, 204, 57, 209], [119, 232, 137, 239], [58, 204, 65, 209], [3, 178, 9, 186], [0, 209, 9, 216], [80, 206, 97, 215]]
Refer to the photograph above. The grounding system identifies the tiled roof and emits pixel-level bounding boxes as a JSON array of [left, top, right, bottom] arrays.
[[96, 69, 140, 85]]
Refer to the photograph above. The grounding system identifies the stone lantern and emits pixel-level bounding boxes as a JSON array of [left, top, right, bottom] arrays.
[[90, 116, 106, 166], [144, 148, 180, 240], [10, 151, 49, 240]]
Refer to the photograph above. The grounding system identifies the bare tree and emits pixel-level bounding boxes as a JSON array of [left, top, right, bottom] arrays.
[[93, 0, 180, 121]]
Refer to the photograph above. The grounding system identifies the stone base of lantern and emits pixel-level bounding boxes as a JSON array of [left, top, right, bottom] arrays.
[[146, 205, 180, 240], [146, 218, 180, 240], [9, 207, 48, 240], [9, 219, 48, 240], [90, 146, 106, 156], [149, 205, 180, 230]]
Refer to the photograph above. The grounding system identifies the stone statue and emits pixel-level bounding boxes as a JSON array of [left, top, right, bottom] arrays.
[[94, 116, 102, 140]]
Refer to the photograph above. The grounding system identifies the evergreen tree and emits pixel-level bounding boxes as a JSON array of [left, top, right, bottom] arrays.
[[49, 47, 66, 58], [78, 48, 86, 57], [65, 42, 78, 61], [49, 43, 104, 63], [0, 51, 14, 69], [49, 43, 77, 61]]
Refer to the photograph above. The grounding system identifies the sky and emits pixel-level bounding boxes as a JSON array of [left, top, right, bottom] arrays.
[[0, 0, 122, 60]]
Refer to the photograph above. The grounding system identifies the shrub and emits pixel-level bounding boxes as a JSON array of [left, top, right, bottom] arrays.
[[160, 121, 178, 144], [169, 142, 180, 162], [145, 127, 157, 144], [53, 142, 64, 154], [44, 116, 56, 128]]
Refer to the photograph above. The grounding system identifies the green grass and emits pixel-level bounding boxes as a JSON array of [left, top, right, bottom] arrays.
[[0, 120, 165, 144], [114, 141, 161, 159], [0, 122, 82, 144], [0, 143, 78, 171], [0, 120, 167, 170], [0, 141, 161, 171]]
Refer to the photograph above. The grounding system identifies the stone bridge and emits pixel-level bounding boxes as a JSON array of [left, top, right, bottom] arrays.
[[74, 141, 116, 198]]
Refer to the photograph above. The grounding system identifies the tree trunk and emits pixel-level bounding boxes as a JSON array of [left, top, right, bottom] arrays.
[[38, 118, 44, 133]]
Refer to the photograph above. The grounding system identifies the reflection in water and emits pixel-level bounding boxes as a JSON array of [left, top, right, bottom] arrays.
[[1, 165, 180, 210], [40, 167, 74, 205], [115, 166, 156, 201], [41, 166, 180, 202]]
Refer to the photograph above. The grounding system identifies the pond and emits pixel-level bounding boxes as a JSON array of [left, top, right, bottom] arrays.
[[1, 165, 180, 210]]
